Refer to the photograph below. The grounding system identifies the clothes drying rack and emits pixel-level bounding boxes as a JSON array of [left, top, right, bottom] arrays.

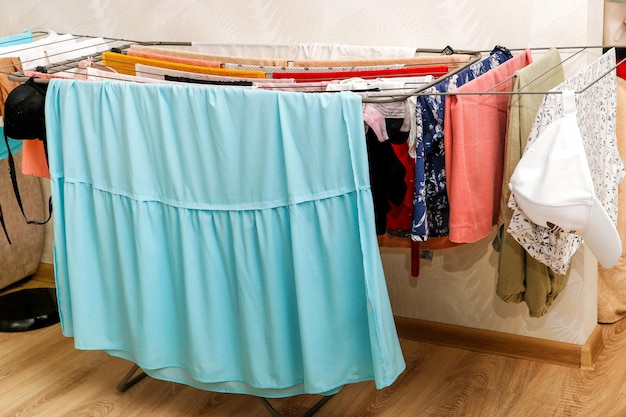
[[5, 32, 621, 100], [1, 31, 624, 417]]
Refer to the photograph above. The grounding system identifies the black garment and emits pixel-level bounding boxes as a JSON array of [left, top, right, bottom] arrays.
[[164, 75, 254, 86], [1, 78, 51, 244], [365, 118, 409, 235]]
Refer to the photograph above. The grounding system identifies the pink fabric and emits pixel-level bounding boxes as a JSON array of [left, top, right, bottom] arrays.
[[127, 49, 222, 68], [362, 105, 388, 141], [22, 70, 68, 79], [444, 49, 533, 243]]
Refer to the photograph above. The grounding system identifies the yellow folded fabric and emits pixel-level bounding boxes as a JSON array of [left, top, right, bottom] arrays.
[[101, 51, 266, 78]]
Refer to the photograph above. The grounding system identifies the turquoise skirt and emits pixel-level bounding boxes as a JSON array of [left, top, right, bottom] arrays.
[[46, 79, 405, 397]]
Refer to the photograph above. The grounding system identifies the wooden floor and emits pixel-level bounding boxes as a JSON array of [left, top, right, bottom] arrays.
[[3, 266, 626, 417]]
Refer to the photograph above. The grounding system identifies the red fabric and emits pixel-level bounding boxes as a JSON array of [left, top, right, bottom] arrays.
[[272, 65, 449, 82], [386, 141, 414, 232], [411, 240, 420, 277], [618, 61, 626, 80]]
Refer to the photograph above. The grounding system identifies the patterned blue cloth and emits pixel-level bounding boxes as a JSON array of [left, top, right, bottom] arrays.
[[411, 46, 513, 241], [45, 79, 405, 397]]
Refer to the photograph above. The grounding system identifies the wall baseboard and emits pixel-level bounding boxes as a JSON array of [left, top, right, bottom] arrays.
[[395, 315, 605, 370]]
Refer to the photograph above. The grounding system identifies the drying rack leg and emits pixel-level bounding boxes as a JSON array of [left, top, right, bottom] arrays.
[[116, 365, 334, 417], [117, 364, 147, 392], [259, 395, 334, 417]]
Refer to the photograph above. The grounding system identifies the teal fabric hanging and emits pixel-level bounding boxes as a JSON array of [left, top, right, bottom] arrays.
[[45, 79, 405, 397], [0, 29, 34, 160], [0, 29, 32, 46]]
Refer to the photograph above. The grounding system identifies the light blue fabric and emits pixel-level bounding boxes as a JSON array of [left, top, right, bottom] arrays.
[[0, 30, 33, 160], [0, 29, 32, 46], [45, 79, 405, 397]]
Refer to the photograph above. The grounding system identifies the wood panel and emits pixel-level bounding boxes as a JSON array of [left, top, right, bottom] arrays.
[[395, 315, 604, 369]]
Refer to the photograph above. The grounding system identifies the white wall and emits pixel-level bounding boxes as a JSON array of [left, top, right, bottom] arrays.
[[604, 1, 626, 45], [1, 0, 606, 344], [3, 1, 600, 51]]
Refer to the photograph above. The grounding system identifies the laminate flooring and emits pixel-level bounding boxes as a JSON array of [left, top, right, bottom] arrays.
[[1, 265, 625, 417]]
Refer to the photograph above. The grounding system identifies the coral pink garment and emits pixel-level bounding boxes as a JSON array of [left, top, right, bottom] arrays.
[[22, 140, 49, 178], [444, 49, 532, 243]]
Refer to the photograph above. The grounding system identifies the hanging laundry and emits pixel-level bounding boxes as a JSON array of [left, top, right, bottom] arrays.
[[338, 78, 426, 236], [129, 44, 287, 66], [0, 57, 26, 161], [17, 32, 77, 70], [45, 79, 405, 397], [598, 76, 626, 324], [0, 29, 34, 160], [365, 117, 409, 235], [126, 48, 222, 68], [411, 45, 514, 243], [1, 31, 77, 176], [444, 49, 533, 244], [0, 29, 32, 47], [292, 54, 472, 69], [229, 62, 406, 73], [509, 90, 621, 275], [272, 65, 448, 82], [191, 42, 419, 61], [494, 48, 567, 318], [612, 47, 626, 80], [386, 139, 414, 236], [44, 37, 110, 66], [163, 75, 254, 86], [134, 63, 297, 84], [508, 48, 624, 275], [100, 51, 267, 78]]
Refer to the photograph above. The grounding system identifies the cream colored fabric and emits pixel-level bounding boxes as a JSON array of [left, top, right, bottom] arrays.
[[613, 77, 626, 258], [191, 42, 418, 60], [598, 76, 626, 324]]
